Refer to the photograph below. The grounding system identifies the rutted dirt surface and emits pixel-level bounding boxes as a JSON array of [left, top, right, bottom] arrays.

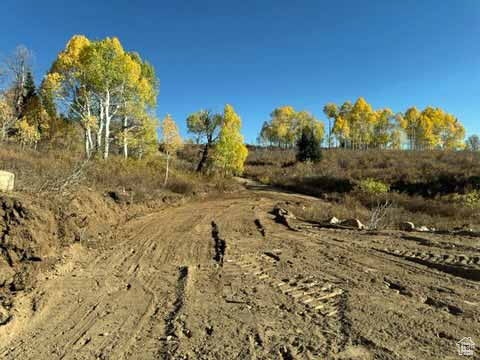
[[0, 186, 479, 359]]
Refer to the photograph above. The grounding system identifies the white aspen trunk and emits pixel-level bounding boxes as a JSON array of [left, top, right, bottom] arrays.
[[86, 127, 94, 158], [85, 99, 93, 158], [123, 116, 128, 159], [164, 153, 170, 186], [97, 100, 104, 152], [88, 129, 93, 151], [328, 119, 332, 149], [84, 129, 91, 158], [15, 64, 26, 117], [103, 90, 111, 160]]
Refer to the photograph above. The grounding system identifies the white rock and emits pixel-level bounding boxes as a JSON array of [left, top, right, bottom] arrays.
[[0, 305, 11, 325], [399, 222, 415, 231], [0, 171, 14, 192], [417, 226, 430, 232], [328, 216, 340, 225], [340, 218, 365, 230]]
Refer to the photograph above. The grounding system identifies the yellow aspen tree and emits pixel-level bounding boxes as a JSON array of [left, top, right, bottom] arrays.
[[337, 101, 353, 147], [82, 37, 144, 159], [441, 113, 465, 149], [295, 110, 324, 143], [452, 119, 465, 150], [22, 95, 51, 141], [0, 95, 15, 141], [161, 114, 182, 186], [261, 106, 323, 148], [128, 113, 158, 159], [45, 35, 158, 160], [372, 108, 393, 149], [270, 106, 295, 148], [212, 104, 248, 176], [417, 108, 435, 149], [349, 97, 375, 149], [15, 117, 40, 148], [398, 107, 420, 149], [120, 53, 158, 159], [390, 129, 402, 149], [332, 115, 350, 148], [43, 35, 95, 157]]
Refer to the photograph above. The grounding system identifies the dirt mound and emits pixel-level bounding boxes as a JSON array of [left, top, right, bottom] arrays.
[[0, 187, 126, 326]]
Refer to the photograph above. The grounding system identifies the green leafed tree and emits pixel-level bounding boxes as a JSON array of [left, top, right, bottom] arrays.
[[186, 109, 223, 172]]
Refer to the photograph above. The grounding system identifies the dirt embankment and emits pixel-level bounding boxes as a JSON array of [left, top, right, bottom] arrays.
[[0, 187, 182, 327]]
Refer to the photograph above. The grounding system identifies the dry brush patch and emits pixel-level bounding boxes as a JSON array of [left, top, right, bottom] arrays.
[[244, 147, 480, 229], [0, 144, 239, 202]]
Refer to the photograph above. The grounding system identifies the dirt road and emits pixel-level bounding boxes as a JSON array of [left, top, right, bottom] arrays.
[[0, 186, 479, 359]]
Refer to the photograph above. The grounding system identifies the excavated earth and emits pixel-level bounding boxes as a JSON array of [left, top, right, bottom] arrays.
[[0, 184, 479, 359]]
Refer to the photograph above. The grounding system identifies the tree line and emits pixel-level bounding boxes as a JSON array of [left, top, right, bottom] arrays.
[[0, 36, 248, 182], [0, 36, 476, 185], [259, 98, 467, 151], [258, 106, 324, 148]]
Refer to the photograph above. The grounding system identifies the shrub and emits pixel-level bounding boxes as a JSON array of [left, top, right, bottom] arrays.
[[357, 178, 390, 195], [259, 176, 271, 185], [451, 190, 480, 209], [293, 160, 314, 178]]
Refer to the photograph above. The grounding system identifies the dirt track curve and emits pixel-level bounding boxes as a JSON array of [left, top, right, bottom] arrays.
[[0, 183, 479, 359]]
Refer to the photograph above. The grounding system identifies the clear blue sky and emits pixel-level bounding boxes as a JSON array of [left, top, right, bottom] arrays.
[[1, 0, 479, 143]]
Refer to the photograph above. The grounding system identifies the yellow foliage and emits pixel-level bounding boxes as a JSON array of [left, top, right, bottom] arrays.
[[332, 115, 350, 143], [212, 104, 248, 175], [15, 118, 40, 146], [161, 114, 182, 156], [262, 106, 323, 147]]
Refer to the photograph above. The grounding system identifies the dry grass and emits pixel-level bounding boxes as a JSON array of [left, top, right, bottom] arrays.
[[0, 144, 239, 203], [245, 147, 480, 229]]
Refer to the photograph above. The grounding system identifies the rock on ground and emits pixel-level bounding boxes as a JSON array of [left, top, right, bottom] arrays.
[[0, 171, 14, 192], [341, 218, 365, 230], [328, 216, 340, 225], [399, 222, 415, 231], [0, 306, 11, 326]]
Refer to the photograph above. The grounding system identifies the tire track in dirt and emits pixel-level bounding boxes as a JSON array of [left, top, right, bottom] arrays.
[[223, 251, 350, 356], [162, 266, 189, 359], [211, 221, 226, 267], [260, 217, 479, 358], [379, 248, 480, 281], [298, 226, 480, 289]]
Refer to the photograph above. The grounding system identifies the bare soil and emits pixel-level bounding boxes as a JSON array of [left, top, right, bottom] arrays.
[[0, 183, 479, 359]]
